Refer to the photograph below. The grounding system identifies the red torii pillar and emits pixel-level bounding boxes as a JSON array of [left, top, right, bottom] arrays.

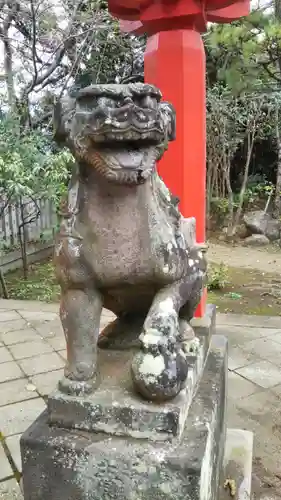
[[108, 0, 250, 317]]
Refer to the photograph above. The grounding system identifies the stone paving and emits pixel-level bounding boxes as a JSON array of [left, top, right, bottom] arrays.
[[0, 300, 281, 498]]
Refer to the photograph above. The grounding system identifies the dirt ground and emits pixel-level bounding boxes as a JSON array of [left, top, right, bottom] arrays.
[[208, 242, 281, 273], [208, 242, 281, 316]]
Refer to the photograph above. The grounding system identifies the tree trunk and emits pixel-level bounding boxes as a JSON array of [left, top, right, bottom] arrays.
[[274, 101, 281, 219], [19, 200, 28, 280], [0, 269, 8, 299], [231, 132, 254, 235], [2, 28, 15, 111]]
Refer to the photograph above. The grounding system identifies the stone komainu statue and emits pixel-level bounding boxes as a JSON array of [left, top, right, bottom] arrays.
[[53, 83, 206, 402]]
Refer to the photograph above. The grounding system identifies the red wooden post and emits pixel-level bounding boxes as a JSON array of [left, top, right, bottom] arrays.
[[108, 0, 250, 317], [144, 30, 207, 316]]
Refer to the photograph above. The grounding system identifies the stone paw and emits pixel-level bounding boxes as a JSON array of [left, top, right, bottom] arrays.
[[58, 376, 97, 396], [182, 336, 200, 355], [131, 341, 188, 402], [58, 364, 98, 396]]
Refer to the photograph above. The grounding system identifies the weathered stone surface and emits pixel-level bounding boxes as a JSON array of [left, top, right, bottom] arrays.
[[265, 219, 281, 241], [243, 210, 271, 234], [21, 335, 228, 500], [0, 361, 24, 384], [0, 398, 46, 437], [0, 443, 13, 480], [5, 434, 22, 473], [0, 311, 22, 322], [1, 328, 39, 346], [217, 313, 281, 329], [243, 210, 281, 241], [0, 379, 39, 407], [0, 479, 23, 500], [190, 303, 216, 339], [53, 83, 207, 402], [228, 371, 258, 399], [31, 369, 64, 397], [219, 429, 253, 500], [0, 346, 13, 364], [235, 360, 281, 389], [8, 339, 53, 360], [243, 234, 269, 247], [48, 338, 207, 440], [18, 352, 64, 377]]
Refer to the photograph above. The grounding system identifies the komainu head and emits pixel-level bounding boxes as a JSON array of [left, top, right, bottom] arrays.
[[54, 83, 175, 184]]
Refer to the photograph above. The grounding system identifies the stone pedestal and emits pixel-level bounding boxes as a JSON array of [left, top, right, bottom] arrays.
[[20, 302, 235, 500]]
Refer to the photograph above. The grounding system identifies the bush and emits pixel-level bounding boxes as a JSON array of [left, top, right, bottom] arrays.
[[207, 263, 229, 290]]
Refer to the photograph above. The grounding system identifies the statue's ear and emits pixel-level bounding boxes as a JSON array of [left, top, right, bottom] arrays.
[[159, 102, 176, 141], [53, 97, 75, 145]]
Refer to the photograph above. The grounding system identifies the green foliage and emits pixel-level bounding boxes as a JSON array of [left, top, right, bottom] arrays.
[[207, 263, 229, 291], [205, 8, 281, 95], [207, 82, 280, 224], [0, 115, 72, 209], [5, 261, 60, 302]]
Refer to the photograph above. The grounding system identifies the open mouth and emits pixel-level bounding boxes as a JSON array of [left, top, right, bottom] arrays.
[[92, 128, 164, 146]]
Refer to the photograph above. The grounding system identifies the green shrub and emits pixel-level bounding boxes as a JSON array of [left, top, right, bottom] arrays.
[[207, 263, 229, 290]]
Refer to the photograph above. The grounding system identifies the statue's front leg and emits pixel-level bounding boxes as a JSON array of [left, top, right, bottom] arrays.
[[58, 287, 103, 396], [131, 281, 193, 402]]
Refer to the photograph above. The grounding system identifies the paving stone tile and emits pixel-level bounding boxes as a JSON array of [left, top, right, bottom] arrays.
[[0, 299, 58, 312], [226, 397, 281, 474], [228, 345, 261, 371], [58, 349, 66, 360], [9, 339, 53, 360], [270, 384, 281, 398], [18, 352, 64, 376], [5, 434, 22, 472], [267, 331, 281, 345], [235, 390, 281, 428], [0, 379, 39, 407], [228, 370, 260, 399], [0, 443, 13, 480], [32, 319, 63, 338], [31, 369, 64, 397], [0, 361, 24, 384], [0, 319, 28, 334], [0, 311, 22, 322], [241, 337, 281, 366], [0, 397, 46, 437], [45, 335, 65, 351], [0, 479, 23, 499], [235, 360, 281, 389], [0, 346, 13, 364], [13, 300, 58, 312], [217, 313, 281, 329], [216, 325, 279, 346], [1, 328, 39, 346], [18, 310, 58, 322]]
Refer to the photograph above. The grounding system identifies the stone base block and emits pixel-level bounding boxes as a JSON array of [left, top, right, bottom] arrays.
[[191, 303, 216, 339], [220, 429, 253, 500], [47, 334, 208, 440], [21, 335, 227, 500]]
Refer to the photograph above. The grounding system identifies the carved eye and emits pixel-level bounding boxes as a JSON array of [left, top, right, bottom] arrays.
[[98, 97, 117, 108], [77, 96, 98, 110], [137, 96, 157, 110]]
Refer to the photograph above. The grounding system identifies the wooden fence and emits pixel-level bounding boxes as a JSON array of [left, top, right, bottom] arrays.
[[0, 198, 57, 248]]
